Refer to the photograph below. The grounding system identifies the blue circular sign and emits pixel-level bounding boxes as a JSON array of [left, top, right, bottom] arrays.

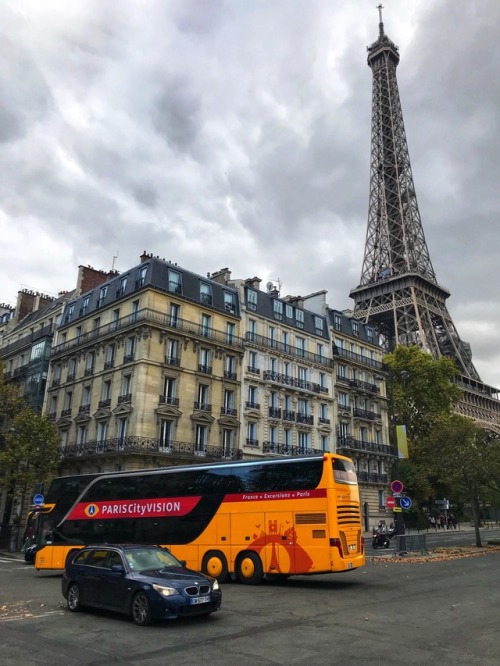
[[391, 480, 404, 494], [400, 496, 412, 510], [33, 494, 44, 505]]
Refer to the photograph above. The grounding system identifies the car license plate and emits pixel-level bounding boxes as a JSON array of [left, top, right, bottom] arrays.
[[190, 596, 210, 605]]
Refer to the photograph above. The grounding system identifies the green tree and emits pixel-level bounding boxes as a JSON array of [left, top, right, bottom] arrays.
[[383, 346, 463, 516]]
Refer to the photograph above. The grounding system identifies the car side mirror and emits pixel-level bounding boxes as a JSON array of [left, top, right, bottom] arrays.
[[180, 560, 187, 567], [111, 564, 125, 574]]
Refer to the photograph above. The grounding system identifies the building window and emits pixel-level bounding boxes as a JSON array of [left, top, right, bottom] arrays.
[[222, 429, 233, 456], [297, 431, 310, 452], [295, 309, 304, 328], [131, 300, 139, 322], [285, 304, 293, 319], [225, 355, 236, 379], [269, 326, 277, 348], [101, 380, 112, 402], [248, 319, 257, 341], [77, 425, 87, 446], [117, 275, 128, 297], [118, 418, 128, 446], [270, 425, 277, 444], [366, 327, 373, 342], [200, 282, 212, 306], [224, 390, 234, 412], [111, 308, 120, 330], [97, 285, 108, 308], [195, 424, 208, 453], [105, 344, 115, 369], [246, 422, 257, 444], [248, 350, 258, 373], [334, 314, 342, 330], [314, 317, 323, 335], [121, 374, 131, 396], [197, 384, 209, 409], [247, 385, 258, 408], [81, 296, 90, 316], [162, 376, 177, 403], [352, 321, 359, 336], [320, 372, 327, 390], [124, 336, 135, 362], [338, 392, 349, 409], [224, 291, 236, 314], [226, 322, 236, 344], [136, 265, 147, 289], [160, 420, 174, 449], [97, 422, 107, 446], [296, 336, 306, 357], [169, 303, 180, 328], [246, 289, 257, 311], [168, 269, 182, 294], [201, 314, 211, 336], [321, 435, 329, 452], [284, 428, 292, 447], [198, 348, 212, 374], [85, 352, 95, 376], [166, 338, 180, 365], [273, 300, 283, 321]]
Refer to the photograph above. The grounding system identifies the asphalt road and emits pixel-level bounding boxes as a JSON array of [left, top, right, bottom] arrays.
[[1, 542, 500, 666]]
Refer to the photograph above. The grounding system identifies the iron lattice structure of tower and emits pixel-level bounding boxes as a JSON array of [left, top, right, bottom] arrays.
[[350, 12, 500, 433]]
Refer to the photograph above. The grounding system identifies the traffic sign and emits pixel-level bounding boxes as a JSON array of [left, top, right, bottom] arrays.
[[393, 507, 403, 512], [385, 496, 396, 509], [400, 496, 412, 510], [33, 494, 44, 506], [391, 480, 404, 494]]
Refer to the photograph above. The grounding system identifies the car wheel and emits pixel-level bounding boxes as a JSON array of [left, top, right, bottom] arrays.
[[202, 550, 229, 583], [67, 583, 82, 612], [131, 591, 153, 626], [236, 551, 263, 585]]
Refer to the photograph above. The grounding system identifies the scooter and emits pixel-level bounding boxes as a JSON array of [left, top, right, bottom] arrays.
[[372, 528, 390, 549]]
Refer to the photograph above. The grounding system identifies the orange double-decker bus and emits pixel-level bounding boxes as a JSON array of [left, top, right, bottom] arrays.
[[35, 453, 365, 582]]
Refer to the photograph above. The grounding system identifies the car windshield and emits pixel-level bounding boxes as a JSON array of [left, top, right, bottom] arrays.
[[125, 548, 181, 571]]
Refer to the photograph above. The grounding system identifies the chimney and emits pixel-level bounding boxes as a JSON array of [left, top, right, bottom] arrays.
[[16, 290, 37, 320], [140, 251, 152, 264], [77, 265, 109, 296], [245, 277, 262, 290], [210, 268, 232, 285]]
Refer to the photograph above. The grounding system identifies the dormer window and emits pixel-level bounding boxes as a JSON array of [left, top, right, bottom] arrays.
[[273, 300, 283, 321], [200, 282, 212, 306], [247, 289, 257, 311]]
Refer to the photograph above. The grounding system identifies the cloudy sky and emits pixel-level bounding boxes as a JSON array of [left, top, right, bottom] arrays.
[[1, 0, 499, 387]]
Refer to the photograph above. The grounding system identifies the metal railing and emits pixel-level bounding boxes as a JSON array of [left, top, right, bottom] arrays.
[[246, 332, 333, 368]]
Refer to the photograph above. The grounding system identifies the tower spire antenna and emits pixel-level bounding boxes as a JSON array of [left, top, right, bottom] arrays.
[[377, 4, 385, 37]]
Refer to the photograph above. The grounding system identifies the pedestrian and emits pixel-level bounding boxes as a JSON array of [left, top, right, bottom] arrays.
[[439, 514, 446, 529], [430, 515, 436, 530]]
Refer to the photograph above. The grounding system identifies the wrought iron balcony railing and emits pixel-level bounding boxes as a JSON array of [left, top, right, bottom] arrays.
[[245, 401, 260, 410], [246, 332, 333, 369], [117, 393, 132, 404], [356, 471, 389, 484], [333, 346, 383, 370], [336, 436, 392, 456], [60, 436, 243, 462], [262, 370, 324, 394], [194, 402, 212, 412], [268, 407, 281, 419], [221, 407, 237, 416], [158, 396, 180, 406], [224, 370, 237, 380], [262, 442, 323, 456], [349, 378, 379, 394]]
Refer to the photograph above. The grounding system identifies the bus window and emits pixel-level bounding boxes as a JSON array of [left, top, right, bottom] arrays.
[[333, 457, 358, 485]]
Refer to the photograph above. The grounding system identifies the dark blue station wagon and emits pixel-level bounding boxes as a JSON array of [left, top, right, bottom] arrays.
[[61, 544, 222, 625]]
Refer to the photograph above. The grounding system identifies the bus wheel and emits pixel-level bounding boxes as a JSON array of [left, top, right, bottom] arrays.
[[202, 551, 229, 583], [236, 551, 263, 585]]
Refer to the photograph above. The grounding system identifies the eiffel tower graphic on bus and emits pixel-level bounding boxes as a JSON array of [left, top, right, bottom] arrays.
[[349, 6, 500, 433]]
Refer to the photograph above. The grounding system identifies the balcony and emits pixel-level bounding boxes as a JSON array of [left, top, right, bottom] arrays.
[[296, 413, 314, 425], [336, 436, 392, 456], [262, 442, 323, 456], [245, 401, 260, 410], [98, 398, 111, 408], [246, 332, 333, 369], [247, 366, 260, 375], [262, 370, 324, 395], [353, 408, 378, 421], [198, 364, 212, 374], [245, 438, 259, 447], [282, 410, 295, 422], [357, 471, 389, 484], [333, 346, 383, 370], [52, 308, 244, 358], [78, 404, 91, 414], [349, 378, 379, 394], [268, 406, 282, 419], [51, 378, 61, 387], [60, 436, 243, 462], [104, 361, 114, 370], [61, 408, 72, 417], [0, 322, 54, 358], [48, 412, 57, 421], [224, 370, 237, 380], [84, 367, 94, 377], [194, 402, 212, 412], [117, 393, 132, 404], [221, 407, 237, 416], [159, 395, 180, 406], [123, 354, 135, 364], [165, 356, 180, 366], [66, 373, 76, 382], [318, 417, 331, 425]]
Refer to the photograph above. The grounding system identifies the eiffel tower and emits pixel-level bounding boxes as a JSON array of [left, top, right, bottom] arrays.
[[350, 7, 500, 433]]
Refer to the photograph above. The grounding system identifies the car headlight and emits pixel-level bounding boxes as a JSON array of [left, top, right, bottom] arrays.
[[212, 580, 219, 591], [152, 583, 177, 597]]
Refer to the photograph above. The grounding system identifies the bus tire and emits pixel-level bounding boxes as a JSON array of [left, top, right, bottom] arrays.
[[236, 551, 263, 585], [201, 551, 229, 583], [65, 550, 79, 568]]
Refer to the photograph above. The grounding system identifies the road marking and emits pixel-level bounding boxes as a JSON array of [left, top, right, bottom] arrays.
[[0, 610, 65, 623]]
